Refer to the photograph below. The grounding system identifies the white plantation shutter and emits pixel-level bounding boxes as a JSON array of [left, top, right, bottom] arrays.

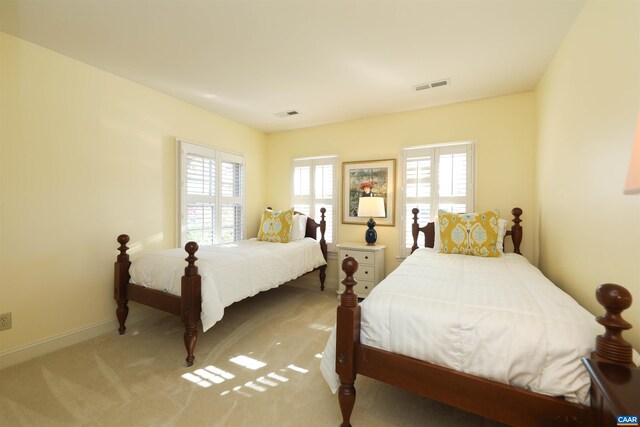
[[292, 156, 337, 250], [219, 153, 244, 242], [292, 160, 312, 215], [179, 140, 245, 246], [401, 142, 474, 255], [404, 153, 432, 251]]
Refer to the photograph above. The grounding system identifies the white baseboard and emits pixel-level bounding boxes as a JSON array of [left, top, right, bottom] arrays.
[[0, 307, 159, 370]]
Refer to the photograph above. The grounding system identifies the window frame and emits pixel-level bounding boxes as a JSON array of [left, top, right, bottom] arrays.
[[291, 155, 338, 252], [177, 138, 246, 247], [398, 141, 475, 258]]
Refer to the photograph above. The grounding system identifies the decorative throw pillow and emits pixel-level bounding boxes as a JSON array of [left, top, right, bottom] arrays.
[[433, 216, 441, 250], [291, 214, 307, 241], [438, 209, 501, 257], [257, 208, 294, 243]]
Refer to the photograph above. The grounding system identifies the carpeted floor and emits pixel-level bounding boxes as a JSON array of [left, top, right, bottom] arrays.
[[0, 281, 505, 426]]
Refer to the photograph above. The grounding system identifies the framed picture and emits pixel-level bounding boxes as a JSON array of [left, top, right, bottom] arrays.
[[342, 159, 395, 225]]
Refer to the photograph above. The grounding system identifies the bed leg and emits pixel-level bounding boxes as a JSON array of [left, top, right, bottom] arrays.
[[114, 234, 131, 335], [182, 241, 202, 367], [319, 265, 326, 291], [339, 378, 356, 427], [336, 257, 361, 427], [116, 302, 129, 335], [184, 324, 198, 367]]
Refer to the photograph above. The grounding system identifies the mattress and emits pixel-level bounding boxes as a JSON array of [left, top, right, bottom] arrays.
[[130, 237, 326, 331], [321, 248, 607, 405]]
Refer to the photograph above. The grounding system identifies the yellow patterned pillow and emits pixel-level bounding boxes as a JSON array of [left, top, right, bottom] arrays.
[[257, 208, 294, 243], [438, 209, 501, 257]]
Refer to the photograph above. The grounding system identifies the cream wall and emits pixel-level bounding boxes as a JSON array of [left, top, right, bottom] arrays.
[[0, 33, 267, 353], [266, 93, 537, 284], [5, 0, 637, 363], [536, 0, 640, 348]]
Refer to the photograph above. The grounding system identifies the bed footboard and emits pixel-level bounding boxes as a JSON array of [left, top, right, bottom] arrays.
[[114, 236, 202, 367]]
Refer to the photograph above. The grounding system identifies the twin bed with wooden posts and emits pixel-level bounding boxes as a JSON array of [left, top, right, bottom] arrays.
[[114, 209, 327, 366], [322, 208, 636, 426]]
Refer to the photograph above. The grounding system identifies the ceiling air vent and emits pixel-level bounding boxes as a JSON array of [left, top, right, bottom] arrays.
[[413, 78, 450, 91], [275, 110, 299, 117]]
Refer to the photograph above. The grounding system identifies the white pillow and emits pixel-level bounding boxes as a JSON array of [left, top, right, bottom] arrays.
[[291, 214, 307, 241], [496, 218, 508, 253], [433, 216, 508, 252]]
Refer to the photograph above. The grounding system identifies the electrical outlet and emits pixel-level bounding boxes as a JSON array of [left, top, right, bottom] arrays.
[[0, 312, 11, 331]]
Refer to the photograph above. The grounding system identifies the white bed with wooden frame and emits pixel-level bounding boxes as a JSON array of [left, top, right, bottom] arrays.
[[114, 209, 328, 366], [322, 208, 636, 426]]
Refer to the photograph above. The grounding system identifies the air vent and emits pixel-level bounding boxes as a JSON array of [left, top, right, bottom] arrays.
[[275, 110, 300, 117], [413, 78, 450, 91]]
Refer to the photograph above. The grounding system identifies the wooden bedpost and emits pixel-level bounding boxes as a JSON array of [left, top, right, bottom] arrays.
[[411, 208, 420, 254], [336, 257, 360, 427], [592, 283, 635, 366], [319, 207, 327, 291], [182, 241, 202, 367], [114, 234, 131, 335], [410, 208, 435, 253], [510, 207, 523, 255]]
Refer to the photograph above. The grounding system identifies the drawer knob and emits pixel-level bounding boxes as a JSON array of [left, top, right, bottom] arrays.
[[345, 254, 349, 258], [365, 256, 369, 259], [365, 271, 368, 274]]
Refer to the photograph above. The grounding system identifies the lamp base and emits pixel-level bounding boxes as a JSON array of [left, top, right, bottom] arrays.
[[365, 217, 377, 245]]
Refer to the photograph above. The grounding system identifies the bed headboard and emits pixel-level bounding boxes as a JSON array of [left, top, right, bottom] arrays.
[[302, 208, 328, 262], [410, 207, 523, 255], [264, 207, 328, 262]]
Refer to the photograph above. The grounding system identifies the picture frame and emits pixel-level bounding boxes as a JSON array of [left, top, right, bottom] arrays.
[[342, 159, 395, 226]]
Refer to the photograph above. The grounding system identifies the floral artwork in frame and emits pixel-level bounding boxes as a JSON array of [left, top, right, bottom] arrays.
[[342, 159, 395, 225]]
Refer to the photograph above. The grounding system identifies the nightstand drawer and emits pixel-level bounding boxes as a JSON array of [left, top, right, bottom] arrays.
[[339, 265, 374, 281], [339, 249, 374, 266], [339, 280, 375, 297]]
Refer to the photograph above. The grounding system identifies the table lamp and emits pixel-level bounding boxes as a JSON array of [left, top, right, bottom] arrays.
[[358, 196, 386, 245]]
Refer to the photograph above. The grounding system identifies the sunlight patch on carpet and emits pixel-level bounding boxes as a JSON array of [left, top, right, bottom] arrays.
[[229, 355, 267, 370]]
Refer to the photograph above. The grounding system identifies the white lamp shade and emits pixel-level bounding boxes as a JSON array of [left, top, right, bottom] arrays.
[[624, 113, 640, 194], [358, 197, 386, 218]]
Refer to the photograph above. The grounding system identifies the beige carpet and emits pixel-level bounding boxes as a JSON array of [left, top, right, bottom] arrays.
[[0, 282, 505, 426]]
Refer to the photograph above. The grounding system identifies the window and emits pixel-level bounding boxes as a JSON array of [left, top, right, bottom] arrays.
[[291, 156, 337, 250], [400, 142, 474, 256], [178, 140, 245, 246]]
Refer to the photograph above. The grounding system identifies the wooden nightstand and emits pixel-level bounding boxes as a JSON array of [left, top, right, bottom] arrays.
[[582, 358, 640, 427], [336, 242, 385, 297]]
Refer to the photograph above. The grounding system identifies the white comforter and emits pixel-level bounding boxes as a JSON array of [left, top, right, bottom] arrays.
[[130, 238, 326, 332], [321, 248, 606, 405]]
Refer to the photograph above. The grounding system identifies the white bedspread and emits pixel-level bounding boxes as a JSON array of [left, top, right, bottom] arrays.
[[321, 248, 606, 405], [130, 238, 326, 332]]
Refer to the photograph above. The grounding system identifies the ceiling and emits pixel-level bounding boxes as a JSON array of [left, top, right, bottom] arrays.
[[0, 0, 585, 133]]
